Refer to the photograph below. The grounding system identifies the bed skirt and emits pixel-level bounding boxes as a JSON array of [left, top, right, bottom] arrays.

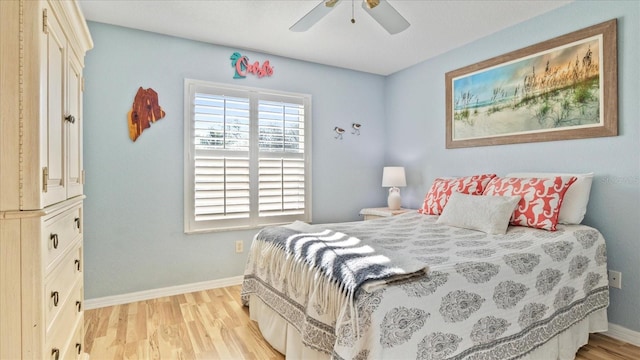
[[248, 294, 608, 360]]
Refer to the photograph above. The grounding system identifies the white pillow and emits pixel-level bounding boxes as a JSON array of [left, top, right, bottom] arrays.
[[436, 192, 520, 235], [506, 172, 593, 224]]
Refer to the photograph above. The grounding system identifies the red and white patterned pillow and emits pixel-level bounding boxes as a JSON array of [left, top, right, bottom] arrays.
[[482, 176, 577, 231], [418, 174, 496, 215]]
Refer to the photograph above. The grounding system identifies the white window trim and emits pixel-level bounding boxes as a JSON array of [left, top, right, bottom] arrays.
[[183, 79, 312, 233]]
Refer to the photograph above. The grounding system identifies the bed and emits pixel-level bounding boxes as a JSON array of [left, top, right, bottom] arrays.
[[241, 173, 609, 360]]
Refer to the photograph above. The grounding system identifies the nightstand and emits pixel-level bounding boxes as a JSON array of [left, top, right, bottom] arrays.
[[359, 207, 414, 220]]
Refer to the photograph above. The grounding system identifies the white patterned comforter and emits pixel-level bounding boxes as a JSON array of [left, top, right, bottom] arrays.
[[241, 212, 609, 360]]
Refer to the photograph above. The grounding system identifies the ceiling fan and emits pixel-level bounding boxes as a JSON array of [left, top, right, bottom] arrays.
[[290, 0, 410, 35]]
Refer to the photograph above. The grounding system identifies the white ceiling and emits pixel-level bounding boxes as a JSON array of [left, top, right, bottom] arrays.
[[77, 0, 573, 76]]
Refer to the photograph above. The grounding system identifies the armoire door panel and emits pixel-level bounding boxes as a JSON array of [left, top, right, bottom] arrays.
[[42, 10, 67, 207], [66, 54, 83, 199]]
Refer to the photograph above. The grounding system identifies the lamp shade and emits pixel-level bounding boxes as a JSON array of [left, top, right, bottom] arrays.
[[382, 167, 406, 187]]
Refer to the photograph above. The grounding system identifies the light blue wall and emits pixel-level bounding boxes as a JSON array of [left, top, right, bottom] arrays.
[[83, 23, 387, 299], [385, 1, 640, 332]]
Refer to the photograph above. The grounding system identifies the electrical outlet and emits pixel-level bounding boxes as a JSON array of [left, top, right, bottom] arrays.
[[608, 270, 622, 289], [235, 240, 244, 253]]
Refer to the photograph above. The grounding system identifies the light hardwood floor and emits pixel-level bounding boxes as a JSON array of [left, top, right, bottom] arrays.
[[84, 285, 639, 359]]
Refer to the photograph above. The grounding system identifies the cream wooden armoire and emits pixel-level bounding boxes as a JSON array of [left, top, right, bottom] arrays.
[[1, 0, 93, 358]]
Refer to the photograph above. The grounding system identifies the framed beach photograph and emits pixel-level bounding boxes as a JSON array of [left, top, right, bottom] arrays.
[[445, 19, 617, 149]]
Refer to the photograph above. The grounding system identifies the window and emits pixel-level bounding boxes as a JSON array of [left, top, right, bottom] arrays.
[[184, 79, 311, 233]]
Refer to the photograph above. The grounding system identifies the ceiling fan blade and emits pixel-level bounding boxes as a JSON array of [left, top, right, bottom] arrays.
[[362, 0, 410, 35], [290, 0, 342, 32]]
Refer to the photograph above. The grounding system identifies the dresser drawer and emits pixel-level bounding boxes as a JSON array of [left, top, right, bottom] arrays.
[[46, 281, 83, 360], [43, 205, 82, 271], [68, 318, 84, 360], [66, 321, 85, 360], [45, 244, 83, 331], [47, 315, 84, 360]]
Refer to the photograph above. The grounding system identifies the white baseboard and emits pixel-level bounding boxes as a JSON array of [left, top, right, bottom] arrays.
[[84, 275, 244, 310], [605, 322, 640, 347]]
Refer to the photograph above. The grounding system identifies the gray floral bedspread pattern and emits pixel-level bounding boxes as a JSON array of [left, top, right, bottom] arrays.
[[241, 213, 609, 360]]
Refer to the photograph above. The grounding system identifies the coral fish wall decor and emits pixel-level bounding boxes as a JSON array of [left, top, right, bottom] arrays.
[[128, 87, 166, 142]]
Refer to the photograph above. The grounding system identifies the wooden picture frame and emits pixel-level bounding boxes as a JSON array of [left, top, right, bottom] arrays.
[[445, 19, 617, 149]]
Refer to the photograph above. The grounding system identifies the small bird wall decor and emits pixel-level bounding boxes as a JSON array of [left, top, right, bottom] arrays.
[[352, 123, 361, 135], [333, 123, 363, 140]]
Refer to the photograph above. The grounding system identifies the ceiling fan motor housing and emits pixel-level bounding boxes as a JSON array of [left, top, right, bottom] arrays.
[[291, 0, 410, 34]]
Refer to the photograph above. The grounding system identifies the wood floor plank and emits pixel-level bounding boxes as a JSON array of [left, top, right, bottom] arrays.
[[84, 285, 638, 359], [577, 333, 640, 360]]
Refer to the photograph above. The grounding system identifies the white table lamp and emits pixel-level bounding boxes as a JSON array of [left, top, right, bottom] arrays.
[[382, 166, 406, 210]]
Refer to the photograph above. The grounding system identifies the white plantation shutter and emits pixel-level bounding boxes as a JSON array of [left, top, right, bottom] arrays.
[[258, 96, 306, 218], [193, 93, 250, 151], [259, 158, 305, 217], [194, 156, 250, 221], [184, 79, 311, 232]]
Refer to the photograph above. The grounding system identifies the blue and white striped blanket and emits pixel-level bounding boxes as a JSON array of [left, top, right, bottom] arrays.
[[255, 221, 429, 298]]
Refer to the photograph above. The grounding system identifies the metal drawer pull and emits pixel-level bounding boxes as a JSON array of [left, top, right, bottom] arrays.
[[50, 233, 59, 249], [74, 217, 80, 229], [76, 300, 82, 312], [51, 291, 59, 306], [76, 343, 82, 354], [75, 259, 81, 271], [51, 348, 60, 360], [65, 114, 76, 123]]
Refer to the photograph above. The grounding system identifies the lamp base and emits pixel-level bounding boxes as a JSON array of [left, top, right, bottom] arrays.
[[387, 187, 401, 210]]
